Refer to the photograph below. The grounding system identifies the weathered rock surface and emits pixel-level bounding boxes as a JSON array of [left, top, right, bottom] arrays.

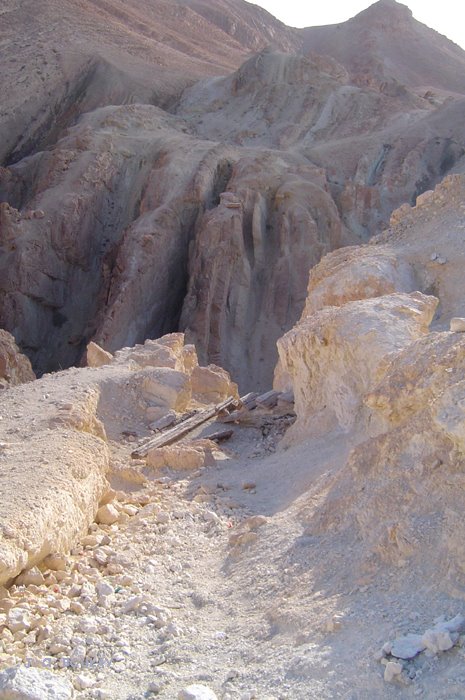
[[85, 342, 113, 368], [276, 292, 437, 437], [0, 381, 109, 586], [146, 441, 217, 471], [0, 665, 73, 699], [0, 331, 35, 390], [0, 332, 237, 585], [2, 2, 465, 390]]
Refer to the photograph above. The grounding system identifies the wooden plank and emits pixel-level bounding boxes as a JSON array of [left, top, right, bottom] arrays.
[[201, 429, 234, 443], [240, 391, 259, 411], [131, 396, 238, 458], [255, 389, 280, 409]]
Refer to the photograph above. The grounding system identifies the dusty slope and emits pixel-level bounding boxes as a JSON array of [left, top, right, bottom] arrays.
[[0, 0, 297, 166], [1, 324, 465, 699]]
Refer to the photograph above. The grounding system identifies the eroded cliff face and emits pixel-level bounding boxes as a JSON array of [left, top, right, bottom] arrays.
[[274, 170, 465, 593], [2, 0, 465, 391]]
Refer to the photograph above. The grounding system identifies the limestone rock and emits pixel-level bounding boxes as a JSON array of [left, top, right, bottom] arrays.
[[141, 367, 191, 412], [14, 567, 44, 587], [96, 503, 119, 525], [85, 341, 113, 368], [422, 629, 456, 653], [450, 318, 465, 332], [178, 685, 218, 700], [42, 553, 68, 572], [277, 292, 437, 437], [191, 364, 239, 404], [146, 442, 216, 471], [299, 245, 416, 319], [390, 634, 425, 660], [115, 335, 188, 372], [0, 382, 109, 586], [384, 661, 403, 683], [0, 331, 35, 390], [0, 666, 73, 699]]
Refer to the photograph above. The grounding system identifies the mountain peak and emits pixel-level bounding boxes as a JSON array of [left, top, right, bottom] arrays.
[[354, 0, 413, 24]]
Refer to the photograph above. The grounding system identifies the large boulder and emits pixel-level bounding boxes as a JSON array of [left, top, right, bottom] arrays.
[[146, 441, 217, 471], [140, 367, 192, 412], [276, 292, 437, 437], [191, 364, 239, 404]]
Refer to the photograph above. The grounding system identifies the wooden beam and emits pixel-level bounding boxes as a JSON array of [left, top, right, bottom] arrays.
[[131, 396, 239, 458]]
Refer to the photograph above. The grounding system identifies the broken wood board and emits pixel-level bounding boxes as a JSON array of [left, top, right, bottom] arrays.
[[131, 397, 239, 458]]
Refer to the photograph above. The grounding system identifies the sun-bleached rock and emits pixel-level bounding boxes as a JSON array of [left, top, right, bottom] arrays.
[[0, 382, 109, 587], [0, 330, 35, 390], [96, 503, 119, 525], [115, 334, 188, 371], [140, 367, 192, 412], [450, 317, 465, 332], [0, 666, 73, 699], [384, 661, 403, 683], [146, 441, 217, 471], [299, 245, 416, 319], [390, 634, 425, 660], [190, 364, 239, 404], [85, 341, 113, 368], [178, 685, 218, 700], [277, 292, 437, 437]]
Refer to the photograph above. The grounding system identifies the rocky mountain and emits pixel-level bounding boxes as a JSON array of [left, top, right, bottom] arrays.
[[2, 0, 465, 391], [300, 0, 465, 94], [3, 3, 465, 698]]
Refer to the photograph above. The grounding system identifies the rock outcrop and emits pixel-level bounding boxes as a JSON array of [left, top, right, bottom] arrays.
[[0, 330, 35, 390], [0, 332, 236, 586], [276, 292, 437, 437], [275, 169, 465, 592]]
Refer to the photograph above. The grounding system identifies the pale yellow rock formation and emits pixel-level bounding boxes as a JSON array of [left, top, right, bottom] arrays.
[[141, 368, 192, 413], [146, 441, 217, 471], [0, 385, 109, 586], [191, 365, 239, 404], [0, 330, 35, 390], [277, 292, 437, 437], [86, 341, 113, 368]]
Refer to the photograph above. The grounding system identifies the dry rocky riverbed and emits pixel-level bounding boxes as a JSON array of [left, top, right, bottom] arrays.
[[2, 400, 465, 699], [2, 323, 465, 699]]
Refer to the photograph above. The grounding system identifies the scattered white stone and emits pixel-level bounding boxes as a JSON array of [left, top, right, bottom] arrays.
[[450, 318, 465, 332], [384, 661, 403, 683], [74, 673, 95, 690], [15, 567, 44, 586], [96, 504, 119, 525], [121, 504, 139, 517], [96, 581, 114, 598], [390, 633, 426, 660], [43, 553, 69, 572], [121, 595, 145, 614], [7, 609, 32, 633], [0, 665, 73, 699], [422, 629, 456, 653], [148, 681, 162, 694], [155, 511, 170, 524], [203, 511, 220, 523], [178, 685, 218, 700]]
